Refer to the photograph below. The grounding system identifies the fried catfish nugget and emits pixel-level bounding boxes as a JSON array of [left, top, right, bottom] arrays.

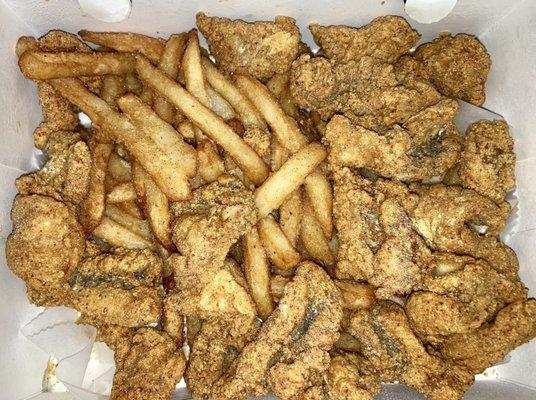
[[326, 351, 380, 400], [196, 12, 300, 81], [310, 16, 419, 64], [69, 248, 164, 327], [16, 131, 91, 204], [407, 255, 527, 343], [414, 33, 491, 106], [212, 262, 343, 400], [6, 194, 85, 306], [459, 120, 515, 203], [291, 55, 442, 132], [407, 184, 518, 277], [109, 327, 186, 400], [324, 102, 462, 181], [438, 300, 536, 374], [348, 301, 474, 400]]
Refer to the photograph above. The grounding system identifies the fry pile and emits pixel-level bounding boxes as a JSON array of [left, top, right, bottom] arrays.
[[7, 12, 536, 400]]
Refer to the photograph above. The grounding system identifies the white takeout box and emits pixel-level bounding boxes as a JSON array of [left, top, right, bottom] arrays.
[[1, 1, 535, 399]]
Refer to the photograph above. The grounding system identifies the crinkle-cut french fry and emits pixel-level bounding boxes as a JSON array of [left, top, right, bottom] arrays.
[[243, 227, 274, 320], [107, 181, 137, 203], [19, 51, 135, 80], [80, 140, 113, 233], [255, 142, 327, 219], [197, 140, 225, 183], [303, 170, 333, 239], [49, 78, 191, 201], [300, 193, 335, 268], [201, 58, 266, 129], [107, 152, 132, 183], [334, 280, 376, 311], [131, 162, 175, 251], [136, 55, 269, 185], [78, 30, 165, 64], [279, 187, 302, 247], [104, 204, 152, 241], [258, 216, 301, 272], [93, 216, 154, 249], [117, 94, 197, 177]]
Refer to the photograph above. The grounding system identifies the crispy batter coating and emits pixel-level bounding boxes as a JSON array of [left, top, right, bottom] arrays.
[[438, 300, 536, 374], [6, 195, 85, 306], [459, 120, 515, 203], [407, 184, 518, 278], [348, 301, 474, 400], [110, 327, 186, 400], [326, 351, 379, 400], [324, 103, 462, 181], [407, 256, 527, 343], [213, 262, 343, 400], [414, 33, 491, 106], [310, 16, 420, 64], [196, 13, 300, 81], [291, 55, 442, 132], [69, 248, 164, 327], [16, 131, 91, 204]]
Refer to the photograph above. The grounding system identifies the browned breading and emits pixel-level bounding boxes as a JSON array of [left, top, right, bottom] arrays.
[[414, 33, 491, 106], [326, 351, 380, 400], [459, 120, 515, 203], [196, 13, 300, 81], [310, 16, 420, 64], [16, 131, 91, 204]]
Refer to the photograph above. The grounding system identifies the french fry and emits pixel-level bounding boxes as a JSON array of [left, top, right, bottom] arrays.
[[139, 85, 154, 106], [78, 30, 165, 64], [125, 72, 143, 95], [100, 75, 126, 108], [201, 58, 266, 129], [334, 280, 376, 311], [117, 199, 145, 220], [270, 274, 289, 302], [183, 31, 211, 107], [255, 142, 327, 219], [131, 162, 175, 251], [197, 141, 225, 183], [117, 93, 197, 177], [107, 181, 137, 203], [107, 152, 132, 183], [154, 33, 188, 123], [136, 55, 269, 185], [258, 215, 301, 272], [104, 204, 153, 241], [93, 216, 154, 249], [303, 170, 333, 239], [19, 51, 135, 80], [243, 227, 274, 320], [49, 78, 191, 200], [176, 120, 196, 142], [235, 74, 307, 153], [206, 85, 236, 119], [80, 141, 113, 233], [270, 138, 291, 171], [300, 193, 335, 268], [279, 188, 302, 247], [15, 36, 38, 57]]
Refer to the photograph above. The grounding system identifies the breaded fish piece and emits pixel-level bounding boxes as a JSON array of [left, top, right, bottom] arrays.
[[310, 16, 420, 64], [414, 33, 491, 106], [196, 12, 300, 81]]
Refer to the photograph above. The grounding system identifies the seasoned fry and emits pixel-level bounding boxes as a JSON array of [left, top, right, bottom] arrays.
[[139, 85, 154, 106], [15, 36, 38, 57], [131, 162, 175, 251], [78, 30, 165, 64], [117, 93, 197, 177], [270, 138, 291, 171], [270, 274, 289, 302], [117, 199, 145, 220], [154, 33, 188, 123], [183, 32, 211, 107], [18, 51, 135, 80], [125, 72, 143, 94], [107, 152, 131, 183], [255, 142, 327, 218], [93, 216, 154, 249], [176, 120, 197, 142], [104, 204, 153, 241], [201, 58, 266, 129], [301, 193, 335, 268], [49, 78, 191, 200], [279, 188, 302, 247], [107, 182, 137, 203], [303, 170, 333, 239], [80, 141, 114, 233], [100, 75, 126, 108], [258, 215, 301, 272], [136, 55, 269, 185], [197, 141, 225, 183], [206, 85, 236, 119], [243, 227, 274, 320]]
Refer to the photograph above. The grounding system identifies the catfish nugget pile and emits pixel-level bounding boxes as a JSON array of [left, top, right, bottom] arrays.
[[8, 12, 536, 400]]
